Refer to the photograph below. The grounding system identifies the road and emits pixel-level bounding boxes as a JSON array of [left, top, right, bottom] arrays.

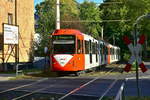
[[0, 62, 150, 100]]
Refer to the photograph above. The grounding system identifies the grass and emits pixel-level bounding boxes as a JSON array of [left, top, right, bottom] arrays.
[[26, 64, 125, 78], [0, 63, 137, 80], [125, 96, 150, 100], [0, 67, 59, 80], [0, 68, 41, 74], [10, 70, 58, 80], [0, 68, 46, 80], [27, 71, 58, 77], [98, 97, 150, 100], [9, 74, 39, 80], [23, 69, 42, 74], [0, 71, 16, 74]]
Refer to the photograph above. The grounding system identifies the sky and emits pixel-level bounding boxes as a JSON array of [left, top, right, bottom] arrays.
[[34, 0, 103, 6]]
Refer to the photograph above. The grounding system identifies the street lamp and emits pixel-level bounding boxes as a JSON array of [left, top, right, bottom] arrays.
[[133, 13, 150, 97]]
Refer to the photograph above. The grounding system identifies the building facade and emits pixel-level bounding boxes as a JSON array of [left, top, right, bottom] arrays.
[[0, 0, 35, 70]]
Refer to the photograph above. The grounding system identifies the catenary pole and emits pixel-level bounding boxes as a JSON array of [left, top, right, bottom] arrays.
[[56, 0, 60, 29]]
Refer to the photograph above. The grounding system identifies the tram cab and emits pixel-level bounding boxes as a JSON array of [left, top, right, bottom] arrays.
[[51, 29, 85, 72]]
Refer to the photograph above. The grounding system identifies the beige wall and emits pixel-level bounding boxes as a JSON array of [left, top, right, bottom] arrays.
[[0, 0, 35, 63]]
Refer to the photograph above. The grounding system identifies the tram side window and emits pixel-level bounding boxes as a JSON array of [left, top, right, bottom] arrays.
[[92, 43, 96, 54], [106, 46, 108, 55], [111, 48, 113, 60], [77, 40, 81, 54], [96, 42, 98, 62], [115, 49, 116, 59], [113, 48, 115, 60], [100, 44, 103, 55], [89, 40, 92, 53], [113, 48, 114, 60], [117, 49, 119, 59], [96, 42, 98, 54], [110, 48, 112, 59], [85, 41, 89, 54], [81, 40, 84, 54]]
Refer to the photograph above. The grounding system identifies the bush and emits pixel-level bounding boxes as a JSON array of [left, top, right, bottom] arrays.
[[123, 53, 130, 61]]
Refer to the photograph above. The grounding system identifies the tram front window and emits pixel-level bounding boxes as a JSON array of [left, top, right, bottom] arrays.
[[52, 35, 75, 54]]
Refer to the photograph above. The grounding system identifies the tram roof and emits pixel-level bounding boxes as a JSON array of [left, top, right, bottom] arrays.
[[52, 29, 82, 35]]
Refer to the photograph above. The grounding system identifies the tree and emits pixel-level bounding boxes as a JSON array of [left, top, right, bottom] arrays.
[[79, 1, 102, 38], [35, 0, 80, 56], [35, 0, 55, 56], [100, 0, 150, 59]]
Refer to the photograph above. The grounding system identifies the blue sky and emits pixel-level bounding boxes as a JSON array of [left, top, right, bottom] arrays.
[[34, 0, 43, 6], [34, 0, 103, 6]]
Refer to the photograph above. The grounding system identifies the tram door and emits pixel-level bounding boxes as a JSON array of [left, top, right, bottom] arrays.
[[89, 40, 92, 64]]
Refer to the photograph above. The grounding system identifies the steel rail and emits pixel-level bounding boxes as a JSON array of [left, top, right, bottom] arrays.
[[12, 84, 55, 100], [0, 78, 48, 94], [1, 65, 122, 100], [58, 67, 117, 100], [99, 79, 118, 100], [114, 83, 125, 100]]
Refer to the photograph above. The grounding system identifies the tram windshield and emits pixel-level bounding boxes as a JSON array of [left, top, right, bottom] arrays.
[[52, 35, 75, 54]]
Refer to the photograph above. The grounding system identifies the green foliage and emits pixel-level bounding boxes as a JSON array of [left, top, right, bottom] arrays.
[[123, 53, 130, 61], [79, 1, 102, 38], [60, 0, 81, 29], [35, 0, 80, 56], [35, 0, 56, 56], [126, 96, 150, 100], [35, 0, 102, 56], [35, 0, 150, 58], [100, 0, 150, 58]]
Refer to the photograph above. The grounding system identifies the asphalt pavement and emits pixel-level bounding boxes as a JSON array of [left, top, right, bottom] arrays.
[[0, 62, 150, 99]]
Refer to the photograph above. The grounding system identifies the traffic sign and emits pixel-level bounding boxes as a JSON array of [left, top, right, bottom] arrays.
[[123, 34, 147, 73]]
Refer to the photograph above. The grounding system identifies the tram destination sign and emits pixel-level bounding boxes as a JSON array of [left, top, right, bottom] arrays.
[[3, 24, 19, 44]]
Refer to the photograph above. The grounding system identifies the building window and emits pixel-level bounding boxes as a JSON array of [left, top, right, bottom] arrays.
[[8, 13, 13, 24]]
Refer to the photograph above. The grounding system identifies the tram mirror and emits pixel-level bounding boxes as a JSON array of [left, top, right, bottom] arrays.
[[44, 47, 48, 54], [78, 49, 81, 54]]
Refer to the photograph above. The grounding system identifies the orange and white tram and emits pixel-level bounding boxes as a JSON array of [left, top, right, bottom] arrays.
[[50, 29, 120, 75]]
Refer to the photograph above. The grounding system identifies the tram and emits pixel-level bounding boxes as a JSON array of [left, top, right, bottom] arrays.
[[50, 29, 120, 75]]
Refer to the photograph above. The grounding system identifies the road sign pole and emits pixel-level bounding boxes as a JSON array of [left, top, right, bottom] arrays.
[[134, 24, 140, 97]]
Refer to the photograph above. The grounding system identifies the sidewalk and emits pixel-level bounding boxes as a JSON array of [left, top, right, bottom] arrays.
[[0, 74, 16, 81]]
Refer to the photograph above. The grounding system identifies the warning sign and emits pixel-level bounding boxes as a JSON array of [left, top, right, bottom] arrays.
[[123, 34, 147, 73]]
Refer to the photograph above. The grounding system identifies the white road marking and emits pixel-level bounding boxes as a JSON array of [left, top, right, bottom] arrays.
[[99, 79, 118, 100], [12, 84, 55, 100], [127, 75, 150, 80], [58, 68, 115, 100], [0, 78, 48, 94]]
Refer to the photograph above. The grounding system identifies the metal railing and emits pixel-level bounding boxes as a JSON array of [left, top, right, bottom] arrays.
[[114, 79, 128, 100], [114, 83, 125, 100], [16, 63, 23, 76]]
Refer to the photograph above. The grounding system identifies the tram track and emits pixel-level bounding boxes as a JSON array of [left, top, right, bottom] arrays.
[[12, 82, 56, 100], [0, 78, 49, 94], [0, 65, 123, 100], [58, 67, 120, 100]]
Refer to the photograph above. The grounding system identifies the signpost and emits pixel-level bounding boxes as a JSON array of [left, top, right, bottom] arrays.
[[4, 24, 19, 44], [123, 13, 150, 97], [123, 34, 147, 97], [2, 24, 19, 71], [123, 35, 147, 73]]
